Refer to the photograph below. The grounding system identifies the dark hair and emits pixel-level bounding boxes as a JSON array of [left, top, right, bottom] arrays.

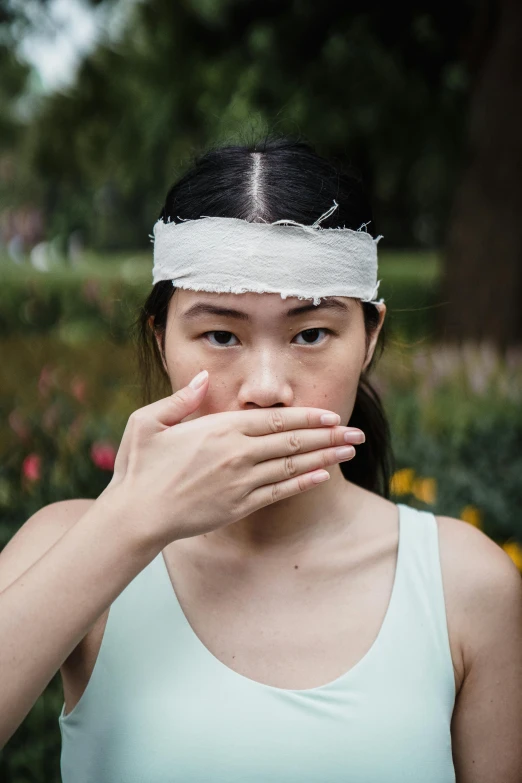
[[134, 134, 395, 498]]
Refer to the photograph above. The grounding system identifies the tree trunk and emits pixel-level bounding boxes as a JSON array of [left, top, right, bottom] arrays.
[[439, 0, 522, 351]]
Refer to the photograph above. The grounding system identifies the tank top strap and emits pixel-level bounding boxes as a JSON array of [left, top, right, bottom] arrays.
[[393, 502, 456, 704]]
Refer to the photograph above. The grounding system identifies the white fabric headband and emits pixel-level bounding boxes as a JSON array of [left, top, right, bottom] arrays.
[[151, 200, 384, 307]]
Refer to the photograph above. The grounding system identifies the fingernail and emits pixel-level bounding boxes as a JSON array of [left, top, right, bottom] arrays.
[[344, 431, 365, 444], [335, 446, 355, 459], [320, 413, 341, 425], [312, 470, 330, 483], [189, 370, 208, 390]]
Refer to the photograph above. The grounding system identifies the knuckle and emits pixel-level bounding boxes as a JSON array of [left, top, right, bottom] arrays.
[[174, 387, 192, 405], [129, 409, 147, 429], [267, 409, 285, 433], [214, 422, 230, 440], [221, 449, 244, 471], [286, 431, 302, 453], [231, 499, 247, 521], [284, 454, 298, 477], [271, 482, 283, 503], [227, 476, 245, 505], [297, 474, 308, 493]]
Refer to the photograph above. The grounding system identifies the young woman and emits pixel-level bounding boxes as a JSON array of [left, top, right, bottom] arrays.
[[0, 137, 520, 782]]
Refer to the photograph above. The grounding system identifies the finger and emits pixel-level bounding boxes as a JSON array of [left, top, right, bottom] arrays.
[[250, 443, 356, 489], [247, 466, 336, 511], [128, 377, 208, 433], [231, 407, 341, 437], [246, 425, 363, 464]]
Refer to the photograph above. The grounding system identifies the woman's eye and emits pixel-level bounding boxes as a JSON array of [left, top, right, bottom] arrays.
[[293, 328, 331, 346], [202, 329, 331, 347], [204, 331, 239, 347]]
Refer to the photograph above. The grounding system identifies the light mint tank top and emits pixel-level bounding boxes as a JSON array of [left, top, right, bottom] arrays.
[[59, 502, 457, 782]]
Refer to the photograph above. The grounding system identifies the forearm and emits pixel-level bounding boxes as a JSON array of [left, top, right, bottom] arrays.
[[0, 496, 161, 747]]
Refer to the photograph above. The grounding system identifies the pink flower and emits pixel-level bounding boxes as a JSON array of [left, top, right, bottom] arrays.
[[90, 441, 116, 471], [22, 453, 41, 482]]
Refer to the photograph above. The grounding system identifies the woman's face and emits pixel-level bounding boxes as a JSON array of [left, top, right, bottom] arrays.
[[153, 289, 386, 424]]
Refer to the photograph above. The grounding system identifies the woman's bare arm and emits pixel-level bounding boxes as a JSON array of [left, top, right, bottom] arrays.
[[446, 517, 522, 783], [0, 494, 161, 748]]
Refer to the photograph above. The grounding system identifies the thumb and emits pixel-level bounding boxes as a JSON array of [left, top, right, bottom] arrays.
[[108, 370, 210, 489], [167, 370, 209, 423]]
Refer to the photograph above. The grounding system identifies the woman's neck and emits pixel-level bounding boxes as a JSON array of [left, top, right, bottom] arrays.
[[204, 467, 367, 559]]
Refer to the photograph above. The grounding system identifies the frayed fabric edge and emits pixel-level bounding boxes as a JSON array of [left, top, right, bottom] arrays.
[[162, 281, 384, 307], [151, 200, 383, 243]]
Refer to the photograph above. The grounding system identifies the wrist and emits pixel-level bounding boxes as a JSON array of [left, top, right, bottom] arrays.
[[92, 485, 165, 561]]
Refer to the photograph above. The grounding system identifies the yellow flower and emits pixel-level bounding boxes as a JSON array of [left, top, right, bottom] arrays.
[[502, 542, 522, 572], [459, 505, 483, 529], [411, 477, 437, 505], [390, 468, 415, 496]]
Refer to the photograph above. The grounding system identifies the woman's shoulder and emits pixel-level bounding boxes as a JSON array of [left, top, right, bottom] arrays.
[[434, 512, 515, 578], [435, 513, 521, 677]]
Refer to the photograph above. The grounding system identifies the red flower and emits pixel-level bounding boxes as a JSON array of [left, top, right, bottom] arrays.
[[22, 453, 41, 482], [90, 441, 116, 471]]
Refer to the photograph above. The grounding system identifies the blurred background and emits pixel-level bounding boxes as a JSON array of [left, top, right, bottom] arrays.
[[1, 0, 521, 778]]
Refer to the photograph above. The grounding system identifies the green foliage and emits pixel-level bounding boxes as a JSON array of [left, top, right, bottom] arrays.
[[0, 251, 148, 341], [386, 385, 522, 539], [0, 43, 30, 143], [0, 17, 35, 215], [8, 0, 473, 250]]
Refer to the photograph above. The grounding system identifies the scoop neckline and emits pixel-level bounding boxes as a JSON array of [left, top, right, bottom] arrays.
[[158, 502, 404, 694]]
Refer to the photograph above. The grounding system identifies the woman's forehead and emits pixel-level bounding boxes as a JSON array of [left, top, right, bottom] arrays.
[[172, 287, 353, 314]]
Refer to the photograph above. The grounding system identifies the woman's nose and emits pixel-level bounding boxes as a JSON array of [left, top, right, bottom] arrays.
[[236, 355, 294, 409]]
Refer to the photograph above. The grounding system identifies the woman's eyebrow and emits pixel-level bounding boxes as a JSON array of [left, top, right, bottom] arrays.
[[181, 298, 349, 322]]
